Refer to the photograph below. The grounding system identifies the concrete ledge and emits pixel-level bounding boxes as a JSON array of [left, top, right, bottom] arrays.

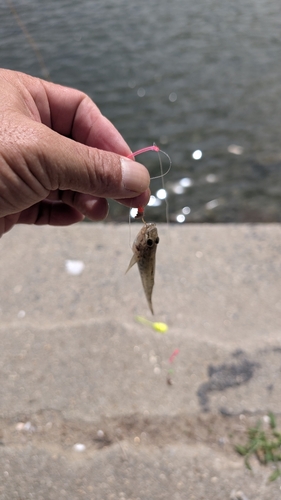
[[0, 223, 281, 499]]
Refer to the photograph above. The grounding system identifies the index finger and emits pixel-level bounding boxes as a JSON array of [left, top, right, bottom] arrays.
[[20, 72, 132, 156]]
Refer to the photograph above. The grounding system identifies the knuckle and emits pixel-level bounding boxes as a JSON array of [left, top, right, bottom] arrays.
[[88, 149, 122, 196]]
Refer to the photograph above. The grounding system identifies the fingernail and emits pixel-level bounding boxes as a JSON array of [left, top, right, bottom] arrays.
[[121, 157, 150, 193]]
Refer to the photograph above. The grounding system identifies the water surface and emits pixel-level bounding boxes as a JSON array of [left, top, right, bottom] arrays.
[[2, 0, 281, 222]]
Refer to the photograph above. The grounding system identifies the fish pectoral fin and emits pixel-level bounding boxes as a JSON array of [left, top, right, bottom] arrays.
[[125, 254, 138, 274]]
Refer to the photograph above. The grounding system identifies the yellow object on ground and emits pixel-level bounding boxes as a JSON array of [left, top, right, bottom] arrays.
[[135, 316, 168, 333]]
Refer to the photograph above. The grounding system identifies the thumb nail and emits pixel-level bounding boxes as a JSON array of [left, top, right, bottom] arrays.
[[121, 157, 150, 193]]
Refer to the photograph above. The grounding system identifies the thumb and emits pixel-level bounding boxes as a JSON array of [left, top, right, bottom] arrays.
[[35, 122, 150, 199]]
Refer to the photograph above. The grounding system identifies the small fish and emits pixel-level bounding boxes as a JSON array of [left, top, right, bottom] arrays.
[[126, 222, 159, 314]]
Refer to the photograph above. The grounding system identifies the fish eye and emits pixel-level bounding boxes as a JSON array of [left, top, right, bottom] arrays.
[[147, 238, 153, 246], [155, 237, 160, 244]]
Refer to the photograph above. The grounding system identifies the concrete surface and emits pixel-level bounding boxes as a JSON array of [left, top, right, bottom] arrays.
[[0, 223, 281, 499]]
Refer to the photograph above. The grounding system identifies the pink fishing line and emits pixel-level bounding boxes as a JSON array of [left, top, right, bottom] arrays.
[[127, 145, 160, 159]]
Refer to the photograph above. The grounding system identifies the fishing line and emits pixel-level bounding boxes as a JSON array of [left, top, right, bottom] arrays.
[[6, 0, 50, 80], [127, 144, 171, 225], [155, 144, 170, 224], [127, 145, 172, 181]]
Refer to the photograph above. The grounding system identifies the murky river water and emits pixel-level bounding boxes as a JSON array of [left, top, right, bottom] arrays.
[[2, 0, 281, 222]]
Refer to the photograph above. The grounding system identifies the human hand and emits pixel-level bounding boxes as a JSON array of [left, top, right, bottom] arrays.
[[0, 69, 150, 237]]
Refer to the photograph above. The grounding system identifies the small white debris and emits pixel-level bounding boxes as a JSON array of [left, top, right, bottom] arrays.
[[65, 260, 85, 276], [16, 421, 35, 432], [17, 310, 26, 319], [263, 415, 270, 424], [73, 443, 86, 452], [97, 430, 104, 438], [16, 422, 25, 431]]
